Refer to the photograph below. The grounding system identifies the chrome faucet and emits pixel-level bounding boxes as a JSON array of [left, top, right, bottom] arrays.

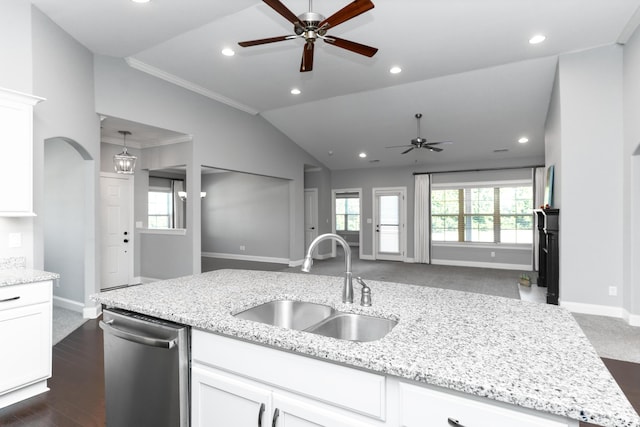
[[301, 233, 354, 303]]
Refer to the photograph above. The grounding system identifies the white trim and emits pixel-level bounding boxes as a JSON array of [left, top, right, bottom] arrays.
[[372, 186, 407, 262], [561, 301, 640, 326], [432, 242, 532, 251], [617, 5, 640, 44], [140, 276, 162, 284], [289, 259, 304, 267], [53, 296, 84, 313], [125, 57, 259, 115], [139, 228, 187, 236], [315, 252, 333, 260], [101, 134, 192, 150], [404, 257, 415, 263], [202, 252, 289, 265], [431, 258, 531, 271], [360, 254, 375, 261], [561, 300, 626, 319], [431, 179, 532, 189], [83, 305, 102, 319]]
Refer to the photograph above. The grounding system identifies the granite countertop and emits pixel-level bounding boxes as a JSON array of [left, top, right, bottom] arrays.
[[0, 268, 60, 287], [91, 269, 640, 427]]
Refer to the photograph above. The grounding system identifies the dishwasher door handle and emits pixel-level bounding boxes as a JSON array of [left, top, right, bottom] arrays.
[[99, 320, 177, 349]]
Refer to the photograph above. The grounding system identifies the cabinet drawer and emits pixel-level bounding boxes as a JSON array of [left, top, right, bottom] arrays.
[[0, 281, 52, 311], [193, 329, 386, 419], [399, 382, 572, 427]]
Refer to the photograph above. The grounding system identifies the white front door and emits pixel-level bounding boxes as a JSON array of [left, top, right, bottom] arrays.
[[373, 187, 406, 261], [304, 189, 318, 256], [100, 174, 133, 289]]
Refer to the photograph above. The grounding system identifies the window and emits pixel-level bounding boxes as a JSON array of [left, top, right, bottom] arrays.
[[148, 189, 173, 229], [431, 185, 533, 244], [335, 197, 360, 231]]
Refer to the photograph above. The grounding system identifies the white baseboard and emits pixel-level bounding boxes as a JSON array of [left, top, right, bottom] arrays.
[[360, 254, 375, 261], [404, 258, 415, 263], [53, 296, 84, 313], [139, 276, 161, 284], [431, 259, 532, 271], [83, 305, 102, 319], [202, 252, 289, 265], [560, 300, 640, 326], [289, 259, 303, 267], [315, 253, 333, 261]]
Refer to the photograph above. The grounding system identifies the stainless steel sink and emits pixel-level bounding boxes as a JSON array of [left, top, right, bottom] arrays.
[[234, 300, 397, 342], [306, 313, 398, 342], [234, 300, 336, 330]]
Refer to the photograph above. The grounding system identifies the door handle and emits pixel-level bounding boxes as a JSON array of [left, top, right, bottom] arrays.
[[310, 227, 315, 230], [124, 239, 129, 243], [257, 403, 265, 427], [99, 320, 177, 349], [271, 408, 279, 427], [448, 417, 466, 426]]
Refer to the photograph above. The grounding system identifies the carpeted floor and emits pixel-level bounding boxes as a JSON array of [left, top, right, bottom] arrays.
[[52, 306, 87, 346]]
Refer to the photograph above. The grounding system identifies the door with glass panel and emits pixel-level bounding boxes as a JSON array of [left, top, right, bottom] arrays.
[[373, 188, 406, 261]]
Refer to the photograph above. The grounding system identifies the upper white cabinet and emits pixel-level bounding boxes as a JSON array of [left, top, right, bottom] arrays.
[[0, 87, 44, 216]]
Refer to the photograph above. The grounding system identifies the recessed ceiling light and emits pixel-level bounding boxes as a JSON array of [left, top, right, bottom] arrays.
[[529, 34, 546, 45], [518, 137, 529, 144], [221, 48, 235, 57], [390, 66, 402, 74], [291, 88, 301, 95], [359, 152, 367, 158]]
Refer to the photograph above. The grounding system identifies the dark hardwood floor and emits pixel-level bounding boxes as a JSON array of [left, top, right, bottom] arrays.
[[0, 318, 638, 426]]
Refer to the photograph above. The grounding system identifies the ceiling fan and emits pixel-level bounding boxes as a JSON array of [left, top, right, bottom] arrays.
[[386, 114, 453, 154], [238, 0, 378, 72]]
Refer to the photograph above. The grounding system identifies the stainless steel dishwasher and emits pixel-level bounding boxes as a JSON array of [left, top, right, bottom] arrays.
[[100, 307, 190, 427]]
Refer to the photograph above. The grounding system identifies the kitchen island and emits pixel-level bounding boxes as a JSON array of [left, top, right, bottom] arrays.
[[92, 269, 640, 427]]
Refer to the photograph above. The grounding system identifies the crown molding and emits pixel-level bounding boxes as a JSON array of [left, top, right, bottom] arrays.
[[617, 4, 640, 44], [102, 134, 192, 149], [125, 57, 259, 115]]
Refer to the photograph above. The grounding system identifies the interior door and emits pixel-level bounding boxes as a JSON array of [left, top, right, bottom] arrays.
[[373, 188, 406, 261], [100, 175, 132, 289], [304, 189, 319, 256]]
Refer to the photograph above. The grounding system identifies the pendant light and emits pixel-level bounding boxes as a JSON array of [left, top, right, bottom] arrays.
[[113, 130, 137, 174]]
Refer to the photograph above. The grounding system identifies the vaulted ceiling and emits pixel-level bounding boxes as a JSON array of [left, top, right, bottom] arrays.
[[32, 0, 640, 169]]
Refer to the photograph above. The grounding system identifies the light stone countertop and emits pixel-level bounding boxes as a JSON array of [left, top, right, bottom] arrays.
[[0, 268, 60, 287], [91, 269, 640, 427]]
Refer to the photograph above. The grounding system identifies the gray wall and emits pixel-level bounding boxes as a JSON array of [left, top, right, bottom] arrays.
[[623, 23, 640, 319], [93, 55, 325, 274], [552, 45, 625, 308], [304, 168, 333, 256], [44, 139, 86, 303], [201, 171, 290, 260], [32, 6, 100, 311]]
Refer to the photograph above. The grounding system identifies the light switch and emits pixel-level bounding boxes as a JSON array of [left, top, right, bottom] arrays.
[[8, 233, 22, 248]]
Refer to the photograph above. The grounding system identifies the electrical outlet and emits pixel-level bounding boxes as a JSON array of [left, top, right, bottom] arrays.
[[490, 251, 496, 258], [609, 286, 618, 297], [240, 245, 246, 251]]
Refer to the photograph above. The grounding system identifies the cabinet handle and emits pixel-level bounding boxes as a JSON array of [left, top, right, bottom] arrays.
[[0, 296, 20, 303], [447, 417, 466, 427], [271, 408, 279, 427], [257, 403, 265, 427]]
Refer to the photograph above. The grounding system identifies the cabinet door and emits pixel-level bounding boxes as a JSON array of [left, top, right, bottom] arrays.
[[399, 382, 571, 427], [272, 392, 377, 427], [0, 302, 52, 393], [191, 365, 272, 427]]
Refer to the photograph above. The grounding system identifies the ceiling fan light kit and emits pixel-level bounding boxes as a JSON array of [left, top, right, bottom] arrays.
[[238, 0, 378, 72]]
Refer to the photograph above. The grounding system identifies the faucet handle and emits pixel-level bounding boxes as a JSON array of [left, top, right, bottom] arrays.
[[356, 277, 372, 307]]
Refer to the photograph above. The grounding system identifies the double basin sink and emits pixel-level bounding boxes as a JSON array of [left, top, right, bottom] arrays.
[[234, 300, 397, 342]]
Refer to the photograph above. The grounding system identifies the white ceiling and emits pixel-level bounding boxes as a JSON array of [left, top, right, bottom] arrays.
[[32, 0, 640, 170]]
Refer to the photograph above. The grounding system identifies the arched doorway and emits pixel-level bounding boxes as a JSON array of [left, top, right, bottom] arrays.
[[43, 137, 95, 317]]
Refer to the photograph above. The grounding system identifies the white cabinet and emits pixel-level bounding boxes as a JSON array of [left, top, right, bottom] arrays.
[[192, 330, 578, 427], [0, 281, 52, 408], [191, 363, 377, 427], [398, 381, 575, 427], [0, 87, 44, 216]]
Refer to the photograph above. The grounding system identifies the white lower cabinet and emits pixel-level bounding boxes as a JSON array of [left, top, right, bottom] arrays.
[[0, 281, 52, 408], [191, 330, 578, 427]]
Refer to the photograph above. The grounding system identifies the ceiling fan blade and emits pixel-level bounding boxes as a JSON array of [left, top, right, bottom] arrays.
[[401, 147, 415, 154], [318, 0, 375, 30], [263, 0, 305, 28], [425, 141, 453, 146], [385, 144, 414, 148], [238, 35, 292, 47], [324, 36, 378, 57], [423, 146, 443, 152], [300, 42, 314, 72]]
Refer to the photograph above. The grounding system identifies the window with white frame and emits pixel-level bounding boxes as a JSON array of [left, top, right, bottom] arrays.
[[335, 195, 360, 232], [431, 184, 533, 244], [148, 187, 173, 229]]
